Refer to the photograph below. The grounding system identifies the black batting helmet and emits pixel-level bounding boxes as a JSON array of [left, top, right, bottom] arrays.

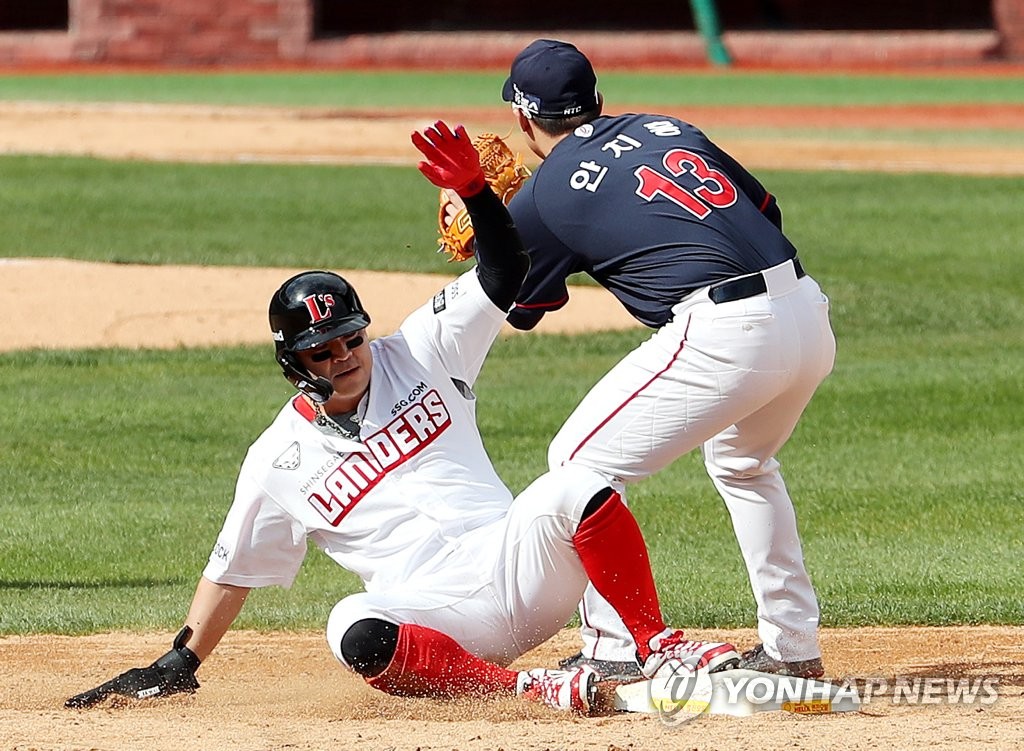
[[268, 271, 371, 402]]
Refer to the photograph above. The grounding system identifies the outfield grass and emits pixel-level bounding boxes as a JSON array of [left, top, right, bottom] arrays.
[[0, 156, 441, 270], [1, 159, 1021, 633], [0, 70, 1022, 107], [3, 156, 1023, 289], [710, 125, 1024, 150]]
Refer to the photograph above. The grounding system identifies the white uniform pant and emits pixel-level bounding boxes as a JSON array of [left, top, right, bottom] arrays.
[[326, 465, 610, 669], [549, 260, 836, 662]]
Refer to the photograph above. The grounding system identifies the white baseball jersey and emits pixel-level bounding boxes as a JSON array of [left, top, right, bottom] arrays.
[[203, 270, 513, 593]]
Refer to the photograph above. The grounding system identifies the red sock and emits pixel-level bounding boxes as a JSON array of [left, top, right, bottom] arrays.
[[572, 492, 666, 663], [366, 623, 520, 698]]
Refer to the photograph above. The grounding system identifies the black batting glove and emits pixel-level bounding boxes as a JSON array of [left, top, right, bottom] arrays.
[[65, 626, 201, 708]]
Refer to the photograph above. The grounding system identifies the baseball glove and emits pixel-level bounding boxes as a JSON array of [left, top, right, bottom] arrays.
[[436, 133, 531, 262]]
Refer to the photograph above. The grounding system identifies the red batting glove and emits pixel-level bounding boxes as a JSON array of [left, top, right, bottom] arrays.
[[411, 121, 487, 198]]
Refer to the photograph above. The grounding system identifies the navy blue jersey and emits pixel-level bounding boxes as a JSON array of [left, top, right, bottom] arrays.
[[506, 113, 799, 330]]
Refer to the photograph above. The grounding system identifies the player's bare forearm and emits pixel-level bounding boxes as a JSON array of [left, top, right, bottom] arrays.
[[64, 577, 250, 708], [182, 577, 251, 660]]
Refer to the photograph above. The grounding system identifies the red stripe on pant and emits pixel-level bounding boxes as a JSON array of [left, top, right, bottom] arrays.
[[567, 314, 691, 462]]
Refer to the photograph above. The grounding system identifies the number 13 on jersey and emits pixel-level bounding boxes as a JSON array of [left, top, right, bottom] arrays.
[[634, 148, 737, 219]]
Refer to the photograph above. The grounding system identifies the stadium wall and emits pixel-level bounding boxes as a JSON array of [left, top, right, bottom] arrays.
[[0, 0, 1017, 68]]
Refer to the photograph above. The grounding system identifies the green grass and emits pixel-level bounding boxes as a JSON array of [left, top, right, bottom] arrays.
[[708, 125, 1024, 150], [0, 156, 441, 270], [0, 70, 1021, 107], [4, 156, 1024, 295]]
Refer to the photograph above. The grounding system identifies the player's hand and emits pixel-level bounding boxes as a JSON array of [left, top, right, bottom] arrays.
[[65, 627, 201, 708], [411, 121, 486, 197], [441, 188, 466, 224]]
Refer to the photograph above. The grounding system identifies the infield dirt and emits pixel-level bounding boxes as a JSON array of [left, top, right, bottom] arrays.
[[1, 101, 1022, 751], [5, 626, 1024, 750]]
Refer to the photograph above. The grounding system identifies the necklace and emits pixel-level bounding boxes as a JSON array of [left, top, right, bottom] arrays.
[[314, 407, 361, 440]]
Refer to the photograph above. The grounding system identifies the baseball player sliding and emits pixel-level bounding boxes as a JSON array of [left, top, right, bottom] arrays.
[[65, 121, 739, 715], [492, 40, 837, 680]]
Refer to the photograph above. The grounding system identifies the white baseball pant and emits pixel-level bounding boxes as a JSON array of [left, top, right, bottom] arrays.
[[549, 259, 836, 663], [325, 465, 609, 668]]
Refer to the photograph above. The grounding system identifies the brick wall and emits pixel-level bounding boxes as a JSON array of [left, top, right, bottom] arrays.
[[0, 0, 307, 65], [993, 0, 1024, 57], [69, 0, 307, 64]]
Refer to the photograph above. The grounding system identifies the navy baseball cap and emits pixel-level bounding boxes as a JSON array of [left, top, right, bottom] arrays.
[[502, 39, 599, 119]]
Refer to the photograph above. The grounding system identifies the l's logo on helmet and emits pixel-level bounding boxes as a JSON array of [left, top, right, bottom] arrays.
[[302, 293, 335, 323]]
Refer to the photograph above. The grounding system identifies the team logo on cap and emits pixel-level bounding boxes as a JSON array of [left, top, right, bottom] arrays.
[[302, 293, 335, 323], [510, 83, 541, 118]]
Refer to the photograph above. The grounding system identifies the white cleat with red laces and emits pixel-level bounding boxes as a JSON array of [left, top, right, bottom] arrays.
[[517, 666, 598, 715], [642, 629, 740, 679]]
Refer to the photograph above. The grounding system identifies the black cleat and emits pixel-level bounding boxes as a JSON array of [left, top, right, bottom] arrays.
[[737, 644, 825, 679], [558, 651, 643, 681]]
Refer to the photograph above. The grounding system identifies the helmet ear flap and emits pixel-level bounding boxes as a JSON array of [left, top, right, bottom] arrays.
[[277, 350, 333, 404]]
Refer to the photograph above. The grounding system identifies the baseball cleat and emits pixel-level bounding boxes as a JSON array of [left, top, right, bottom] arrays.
[[518, 666, 598, 715], [641, 629, 740, 680], [736, 643, 825, 679], [558, 651, 642, 681]]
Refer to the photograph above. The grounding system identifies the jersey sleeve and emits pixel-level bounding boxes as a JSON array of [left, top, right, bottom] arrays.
[[202, 466, 308, 589], [506, 188, 583, 331], [461, 185, 529, 312], [398, 269, 508, 386]]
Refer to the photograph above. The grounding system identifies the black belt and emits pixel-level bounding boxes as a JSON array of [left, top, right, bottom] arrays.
[[708, 258, 805, 304]]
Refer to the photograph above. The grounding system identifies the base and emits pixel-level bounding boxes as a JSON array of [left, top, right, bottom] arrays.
[[613, 668, 862, 717]]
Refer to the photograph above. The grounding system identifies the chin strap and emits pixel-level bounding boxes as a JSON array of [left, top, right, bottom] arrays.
[[277, 351, 333, 403]]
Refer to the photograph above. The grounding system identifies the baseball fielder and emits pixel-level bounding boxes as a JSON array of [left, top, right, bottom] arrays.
[[65, 121, 738, 715], [496, 40, 837, 680]]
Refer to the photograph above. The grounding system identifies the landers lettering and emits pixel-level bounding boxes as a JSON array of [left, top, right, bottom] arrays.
[[307, 390, 452, 524]]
